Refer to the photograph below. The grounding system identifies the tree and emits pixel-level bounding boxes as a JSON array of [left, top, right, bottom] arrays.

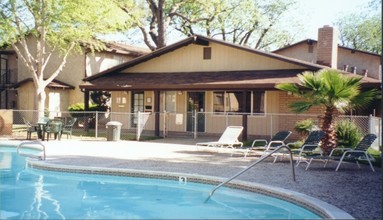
[[116, 0, 299, 51], [0, 0, 133, 118], [275, 69, 377, 155], [115, 0, 195, 50], [176, 0, 298, 51], [90, 91, 111, 110], [335, 0, 381, 54]]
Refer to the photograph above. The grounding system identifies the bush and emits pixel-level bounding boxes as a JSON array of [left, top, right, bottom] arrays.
[[68, 103, 107, 112], [335, 120, 363, 149], [68, 103, 108, 128], [294, 119, 318, 139]]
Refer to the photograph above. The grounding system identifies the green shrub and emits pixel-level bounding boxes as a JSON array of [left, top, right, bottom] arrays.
[[287, 140, 303, 149], [294, 119, 318, 139], [335, 120, 363, 149], [68, 103, 108, 128], [68, 103, 107, 112]]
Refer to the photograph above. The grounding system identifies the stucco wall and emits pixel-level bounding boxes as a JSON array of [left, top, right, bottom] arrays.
[[337, 47, 380, 80], [17, 81, 36, 111], [275, 43, 381, 80]]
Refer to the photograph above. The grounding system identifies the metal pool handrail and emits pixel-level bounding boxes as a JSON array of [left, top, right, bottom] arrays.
[[17, 141, 46, 160], [205, 145, 295, 202]]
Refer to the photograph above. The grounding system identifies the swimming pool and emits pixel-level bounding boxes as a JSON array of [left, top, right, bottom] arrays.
[[0, 143, 346, 219]]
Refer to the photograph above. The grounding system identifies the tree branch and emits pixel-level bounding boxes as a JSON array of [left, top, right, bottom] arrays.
[[45, 42, 75, 87]]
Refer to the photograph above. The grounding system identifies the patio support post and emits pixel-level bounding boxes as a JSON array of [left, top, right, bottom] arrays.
[[242, 91, 248, 141], [154, 90, 160, 137], [84, 90, 90, 132], [84, 90, 89, 111]]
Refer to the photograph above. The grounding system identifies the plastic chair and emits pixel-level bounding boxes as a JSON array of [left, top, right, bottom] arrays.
[[23, 118, 37, 140], [62, 117, 77, 139], [44, 119, 63, 141]]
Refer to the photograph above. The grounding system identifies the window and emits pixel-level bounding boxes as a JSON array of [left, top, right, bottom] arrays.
[[164, 91, 176, 112], [203, 47, 211, 60], [253, 91, 265, 114], [213, 91, 264, 114], [225, 92, 242, 112], [213, 92, 225, 112], [132, 92, 144, 112], [308, 45, 314, 53]]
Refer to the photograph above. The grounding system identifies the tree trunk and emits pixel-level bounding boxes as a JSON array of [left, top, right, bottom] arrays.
[[36, 86, 46, 119], [320, 106, 337, 155]]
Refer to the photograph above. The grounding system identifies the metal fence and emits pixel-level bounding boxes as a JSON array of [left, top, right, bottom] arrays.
[[1, 110, 381, 148]]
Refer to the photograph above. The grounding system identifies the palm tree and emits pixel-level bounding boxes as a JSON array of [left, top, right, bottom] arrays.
[[276, 69, 377, 155]]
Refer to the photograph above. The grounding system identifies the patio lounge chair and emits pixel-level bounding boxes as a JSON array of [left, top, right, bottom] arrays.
[[237, 131, 292, 158], [305, 133, 377, 172], [273, 130, 325, 164], [196, 126, 244, 150]]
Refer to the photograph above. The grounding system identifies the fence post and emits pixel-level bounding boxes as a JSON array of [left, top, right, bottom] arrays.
[[95, 111, 98, 138], [163, 111, 167, 138], [225, 113, 228, 128], [137, 111, 141, 140], [270, 113, 273, 139], [194, 110, 197, 139]]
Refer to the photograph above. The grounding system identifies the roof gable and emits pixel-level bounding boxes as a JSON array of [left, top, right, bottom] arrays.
[[273, 39, 381, 58], [85, 35, 326, 81]]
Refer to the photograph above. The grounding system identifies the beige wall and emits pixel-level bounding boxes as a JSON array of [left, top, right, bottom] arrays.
[[86, 52, 136, 76], [275, 43, 317, 64], [124, 43, 306, 73], [337, 47, 381, 80], [17, 81, 70, 115], [15, 36, 139, 111], [18, 82, 35, 111], [275, 43, 381, 80]]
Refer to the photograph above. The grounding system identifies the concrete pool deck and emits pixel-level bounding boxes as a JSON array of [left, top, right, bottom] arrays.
[[1, 138, 381, 219]]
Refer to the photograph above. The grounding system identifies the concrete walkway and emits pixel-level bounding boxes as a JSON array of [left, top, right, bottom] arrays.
[[3, 138, 381, 219]]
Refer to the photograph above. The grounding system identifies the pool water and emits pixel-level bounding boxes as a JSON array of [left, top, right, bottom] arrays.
[[0, 147, 321, 219]]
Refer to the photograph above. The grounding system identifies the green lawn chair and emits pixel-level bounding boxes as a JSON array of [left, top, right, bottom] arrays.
[[62, 117, 77, 139]]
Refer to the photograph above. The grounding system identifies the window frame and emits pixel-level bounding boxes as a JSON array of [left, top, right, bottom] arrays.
[[212, 90, 266, 115]]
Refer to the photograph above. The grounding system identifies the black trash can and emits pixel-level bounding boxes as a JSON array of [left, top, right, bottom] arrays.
[[106, 121, 122, 141]]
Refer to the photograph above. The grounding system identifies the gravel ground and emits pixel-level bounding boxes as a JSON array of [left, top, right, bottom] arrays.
[[5, 138, 381, 219]]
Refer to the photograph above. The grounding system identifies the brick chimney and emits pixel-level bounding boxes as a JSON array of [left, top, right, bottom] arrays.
[[317, 25, 338, 68]]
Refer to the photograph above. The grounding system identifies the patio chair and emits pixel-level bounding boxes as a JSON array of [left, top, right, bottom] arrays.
[[196, 126, 244, 150], [23, 118, 37, 140], [236, 131, 292, 158], [61, 117, 77, 139], [273, 130, 325, 164], [44, 119, 63, 141], [305, 133, 377, 172]]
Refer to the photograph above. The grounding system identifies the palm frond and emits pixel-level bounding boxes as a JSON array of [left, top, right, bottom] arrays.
[[349, 89, 379, 111], [275, 83, 300, 95], [288, 101, 313, 113]]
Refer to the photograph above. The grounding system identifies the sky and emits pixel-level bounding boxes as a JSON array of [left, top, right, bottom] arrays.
[[291, 0, 373, 40]]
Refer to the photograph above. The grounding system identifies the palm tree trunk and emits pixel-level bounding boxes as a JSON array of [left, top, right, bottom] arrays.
[[320, 106, 337, 155]]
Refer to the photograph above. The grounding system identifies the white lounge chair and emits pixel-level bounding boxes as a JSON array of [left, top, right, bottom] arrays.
[[196, 126, 244, 150], [235, 130, 292, 158]]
